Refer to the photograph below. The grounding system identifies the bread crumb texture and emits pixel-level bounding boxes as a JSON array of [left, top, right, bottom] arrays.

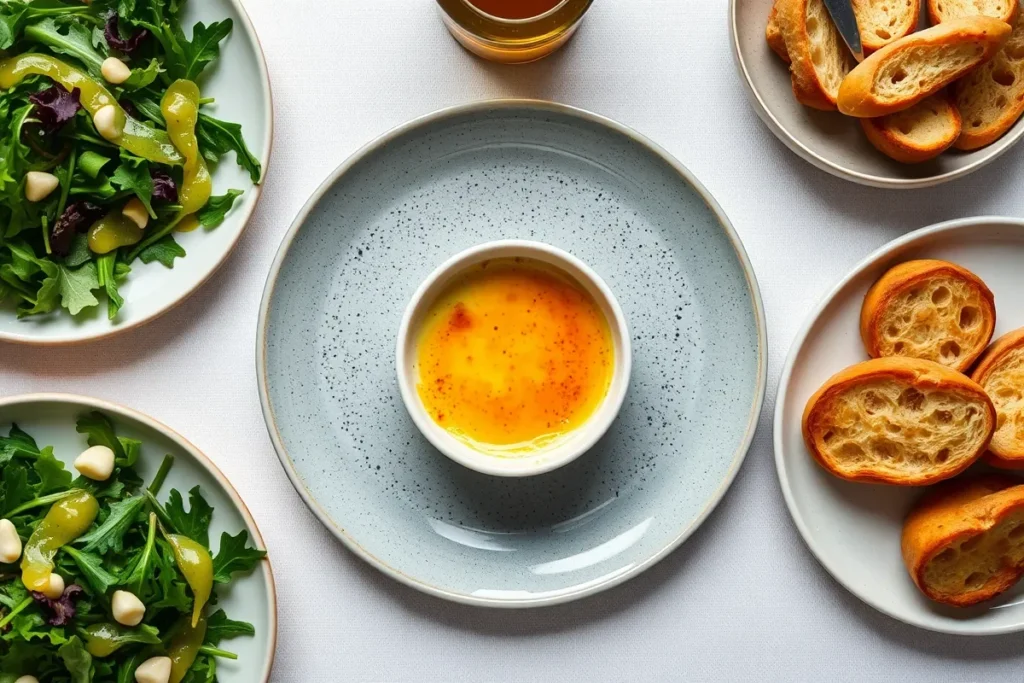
[[922, 505, 1024, 596], [814, 380, 990, 478], [855, 0, 918, 48], [807, 0, 849, 98], [932, 0, 1014, 22], [874, 276, 990, 367], [982, 345, 1024, 454], [955, 8, 1024, 148], [875, 43, 987, 102]]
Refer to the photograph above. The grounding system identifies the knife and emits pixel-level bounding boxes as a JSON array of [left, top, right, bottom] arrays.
[[822, 0, 865, 62]]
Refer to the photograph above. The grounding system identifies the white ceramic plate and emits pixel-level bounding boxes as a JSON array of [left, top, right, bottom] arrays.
[[730, 0, 1024, 188], [0, 0, 272, 345], [775, 217, 1024, 635], [0, 393, 277, 678]]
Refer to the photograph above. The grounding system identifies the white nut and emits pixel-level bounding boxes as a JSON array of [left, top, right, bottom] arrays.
[[112, 590, 146, 626], [24, 171, 59, 202], [41, 573, 65, 600], [15, 676, 40, 683], [122, 198, 149, 229], [93, 104, 120, 140], [74, 445, 115, 481], [0, 519, 21, 564], [101, 57, 132, 85], [135, 656, 172, 683]]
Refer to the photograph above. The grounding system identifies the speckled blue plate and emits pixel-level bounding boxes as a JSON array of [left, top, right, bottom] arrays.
[[257, 101, 767, 607]]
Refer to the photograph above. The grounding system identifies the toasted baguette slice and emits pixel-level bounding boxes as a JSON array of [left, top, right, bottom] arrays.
[[971, 327, 1024, 466], [860, 259, 996, 371], [802, 357, 996, 485], [767, 3, 792, 62], [855, 0, 922, 51], [861, 95, 963, 162], [838, 17, 1012, 117], [954, 8, 1024, 149], [928, 0, 1018, 24], [777, 0, 852, 109], [902, 475, 1024, 606]]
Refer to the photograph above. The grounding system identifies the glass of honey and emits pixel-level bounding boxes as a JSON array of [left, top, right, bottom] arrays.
[[436, 0, 594, 64]]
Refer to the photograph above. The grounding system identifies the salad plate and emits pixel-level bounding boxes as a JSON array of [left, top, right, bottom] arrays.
[[0, 393, 277, 679], [258, 100, 767, 607], [0, 0, 272, 345], [775, 217, 1024, 635]]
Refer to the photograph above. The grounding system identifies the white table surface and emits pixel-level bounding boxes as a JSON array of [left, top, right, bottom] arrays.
[[4, 1, 1024, 681]]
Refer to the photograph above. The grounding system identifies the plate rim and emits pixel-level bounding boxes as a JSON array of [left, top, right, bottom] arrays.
[[0, 392, 278, 677], [773, 216, 1024, 635], [0, 0, 274, 347], [255, 98, 769, 608], [727, 0, 1024, 189]]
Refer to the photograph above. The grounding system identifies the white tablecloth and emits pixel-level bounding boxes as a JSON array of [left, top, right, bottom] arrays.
[[4, 1, 1024, 681]]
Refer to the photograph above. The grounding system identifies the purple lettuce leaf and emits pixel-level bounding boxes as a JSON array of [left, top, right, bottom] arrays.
[[105, 14, 149, 55], [30, 584, 84, 626], [28, 84, 82, 134], [51, 202, 106, 257], [150, 169, 178, 203]]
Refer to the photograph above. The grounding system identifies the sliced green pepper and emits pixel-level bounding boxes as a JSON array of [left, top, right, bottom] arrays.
[[166, 534, 212, 628], [83, 622, 160, 658], [21, 490, 98, 591], [0, 53, 183, 165], [161, 79, 211, 216], [168, 612, 207, 683], [88, 209, 144, 254]]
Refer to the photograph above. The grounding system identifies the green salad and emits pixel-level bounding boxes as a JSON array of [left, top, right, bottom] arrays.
[[0, 413, 267, 682], [0, 0, 262, 321]]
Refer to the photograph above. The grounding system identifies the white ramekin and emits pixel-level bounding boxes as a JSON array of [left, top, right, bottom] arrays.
[[396, 240, 631, 477]]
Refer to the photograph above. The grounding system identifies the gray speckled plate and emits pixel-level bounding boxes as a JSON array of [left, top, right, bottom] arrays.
[[731, 0, 1024, 188], [257, 101, 767, 607]]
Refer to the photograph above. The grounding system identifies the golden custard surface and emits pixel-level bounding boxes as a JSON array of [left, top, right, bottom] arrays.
[[416, 260, 614, 453]]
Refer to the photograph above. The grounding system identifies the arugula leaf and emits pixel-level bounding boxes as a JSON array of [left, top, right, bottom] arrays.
[[96, 252, 123, 320], [168, 20, 232, 82], [196, 189, 242, 229], [110, 160, 155, 218], [63, 234, 93, 269], [211, 530, 266, 584], [138, 235, 185, 268], [123, 58, 161, 90], [78, 495, 145, 554], [63, 546, 119, 595], [0, 1, 90, 50], [197, 114, 261, 182], [1, 423, 40, 463], [0, 462, 32, 516], [58, 636, 93, 683], [23, 18, 105, 74], [205, 609, 255, 645], [151, 541, 191, 611], [57, 262, 100, 315], [166, 486, 213, 548], [121, 512, 156, 592], [76, 412, 127, 464], [76, 151, 111, 180], [34, 447, 72, 494]]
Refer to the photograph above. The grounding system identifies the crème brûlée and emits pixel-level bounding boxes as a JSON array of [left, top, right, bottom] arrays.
[[415, 258, 614, 455]]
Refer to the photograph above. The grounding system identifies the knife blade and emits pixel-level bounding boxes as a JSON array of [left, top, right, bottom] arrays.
[[822, 0, 864, 62]]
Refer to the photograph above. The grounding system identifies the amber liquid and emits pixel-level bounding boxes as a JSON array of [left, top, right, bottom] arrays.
[[465, 0, 564, 20], [437, 0, 592, 63]]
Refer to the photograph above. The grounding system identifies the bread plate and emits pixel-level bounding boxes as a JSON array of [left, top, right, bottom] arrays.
[[730, 0, 1024, 188], [775, 217, 1024, 634], [0, 0, 272, 345], [258, 100, 767, 607], [0, 393, 277, 679]]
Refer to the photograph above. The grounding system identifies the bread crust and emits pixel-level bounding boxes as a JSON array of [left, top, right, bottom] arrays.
[[860, 259, 996, 371], [777, 0, 850, 110], [767, 2, 792, 62], [971, 327, 1024, 466], [861, 96, 963, 162], [927, 0, 1019, 25], [802, 357, 996, 485], [902, 474, 1024, 606], [838, 17, 1013, 117]]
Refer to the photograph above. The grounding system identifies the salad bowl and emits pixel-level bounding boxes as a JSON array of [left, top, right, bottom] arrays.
[[0, 0, 272, 345], [0, 393, 277, 679]]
